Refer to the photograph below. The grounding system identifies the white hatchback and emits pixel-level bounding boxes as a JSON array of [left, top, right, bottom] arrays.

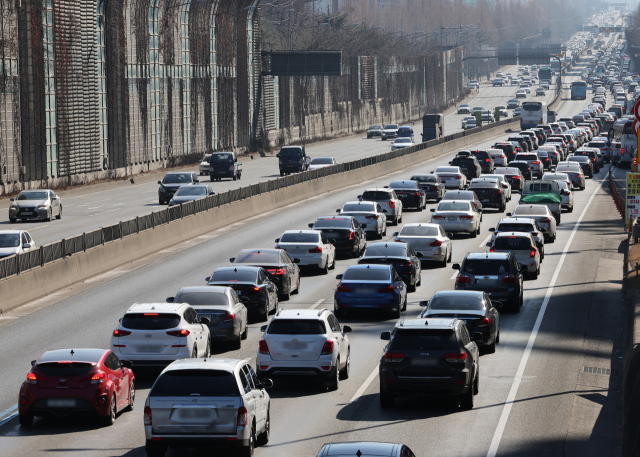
[[275, 230, 336, 273], [434, 166, 467, 189]]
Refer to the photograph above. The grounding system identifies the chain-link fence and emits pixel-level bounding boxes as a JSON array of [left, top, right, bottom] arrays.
[[0, 116, 517, 281]]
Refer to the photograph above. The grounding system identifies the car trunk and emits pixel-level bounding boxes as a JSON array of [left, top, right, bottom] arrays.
[[276, 242, 317, 259], [117, 328, 181, 356], [394, 190, 420, 200], [394, 236, 439, 254], [389, 329, 459, 377], [433, 211, 474, 222], [210, 282, 261, 302], [340, 212, 378, 230], [35, 362, 95, 390], [268, 334, 326, 361], [340, 281, 394, 300], [425, 311, 486, 333], [192, 308, 228, 326], [472, 188, 502, 204], [150, 395, 241, 435]]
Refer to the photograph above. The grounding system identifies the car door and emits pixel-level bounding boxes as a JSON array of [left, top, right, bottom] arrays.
[[327, 314, 345, 361], [439, 225, 451, 259], [239, 366, 258, 427], [20, 232, 29, 253], [320, 232, 333, 267], [392, 268, 406, 303], [280, 250, 298, 293], [231, 289, 247, 335], [185, 307, 204, 355], [246, 365, 267, 431], [407, 246, 420, 282], [485, 294, 499, 339], [105, 352, 126, 409], [24, 232, 35, 250], [461, 325, 479, 374], [376, 204, 386, 231]]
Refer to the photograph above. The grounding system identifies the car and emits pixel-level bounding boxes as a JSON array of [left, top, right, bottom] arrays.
[[556, 180, 574, 212], [381, 124, 400, 140], [514, 152, 542, 178], [515, 89, 527, 98], [420, 290, 501, 351], [470, 149, 495, 173], [277, 146, 310, 176], [310, 215, 367, 257], [568, 156, 594, 178], [463, 118, 477, 130], [358, 242, 422, 292], [430, 200, 481, 237], [409, 174, 445, 201], [230, 248, 301, 300], [143, 359, 272, 457], [519, 131, 539, 150], [199, 153, 212, 175], [507, 99, 520, 109], [256, 308, 352, 390], [358, 188, 403, 225], [489, 217, 545, 257], [535, 150, 552, 171], [392, 223, 452, 267], [9, 189, 62, 222], [158, 172, 199, 205], [574, 148, 601, 172], [169, 286, 248, 349], [209, 151, 242, 181], [493, 78, 505, 86], [472, 106, 483, 114], [556, 163, 585, 190], [536, 87, 546, 96], [494, 167, 525, 192], [316, 442, 416, 457], [450, 152, 482, 180], [334, 264, 407, 318], [461, 115, 475, 128], [19, 348, 135, 427], [496, 105, 508, 118], [441, 189, 483, 214], [468, 178, 507, 211], [541, 81, 550, 89], [207, 266, 278, 321], [488, 149, 507, 167], [391, 137, 416, 150], [379, 318, 480, 409], [367, 125, 383, 138], [509, 204, 557, 242], [508, 135, 529, 152], [489, 232, 541, 279], [309, 157, 338, 170], [0, 230, 36, 259], [337, 201, 388, 239], [389, 180, 426, 210], [493, 142, 517, 162], [457, 104, 471, 114], [507, 162, 532, 181], [433, 166, 467, 189], [168, 184, 215, 206], [275, 230, 336, 273], [538, 145, 561, 164], [481, 110, 495, 122], [519, 84, 531, 94]]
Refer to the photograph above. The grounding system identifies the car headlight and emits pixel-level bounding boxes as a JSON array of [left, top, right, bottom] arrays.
[[36, 204, 48, 209], [10, 202, 17, 208]]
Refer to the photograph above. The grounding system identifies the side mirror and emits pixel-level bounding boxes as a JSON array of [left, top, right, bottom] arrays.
[[343, 325, 353, 333], [506, 212, 512, 217], [10, 198, 14, 202], [382, 209, 388, 213], [200, 317, 211, 325], [260, 325, 268, 332], [336, 209, 341, 213], [166, 297, 175, 303], [380, 331, 391, 341], [452, 263, 461, 270], [293, 258, 301, 264], [357, 195, 362, 199], [473, 332, 484, 342], [276, 153, 281, 158], [119, 318, 122, 323], [157, 181, 162, 185], [489, 227, 495, 232], [447, 232, 454, 238], [260, 378, 273, 389], [392, 232, 399, 237], [234, 158, 238, 162], [419, 300, 429, 307], [430, 208, 435, 212], [275, 238, 280, 243], [416, 252, 424, 258], [120, 360, 133, 368], [449, 161, 453, 165], [229, 258, 235, 263], [384, 186, 389, 189], [308, 223, 314, 228], [23, 243, 31, 249], [336, 274, 343, 280], [194, 179, 199, 183], [31, 360, 36, 367], [205, 277, 211, 282]]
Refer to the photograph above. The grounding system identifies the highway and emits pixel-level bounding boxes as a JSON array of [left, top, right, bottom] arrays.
[[0, 52, 627, 457]]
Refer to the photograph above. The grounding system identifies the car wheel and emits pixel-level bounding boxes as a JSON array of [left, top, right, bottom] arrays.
[[145, 440, 166, 457], [473, 371, 480, 395], [418, 204, 423, 212], [280, 284, 291, 301], [540, 246, 544, 261], [322, 260, 329, 275], [329, 255, 336, 270], [45, 209, 52, 222], [334, 303, 344, 318], [280, 171, 284, 177], [233, 174, 237, 181], [101, 395, 116, 426], [407, 281, 416, 293], [19, 413, 34, 427], [257, 409, 270, 446], [259, 300, 269, 322], [240, 425, 256, 457], [241, 324, 248, 340], [448, 248, 452, 263], [125, 380, 135, 412], [9, 218, 16, 223], [326, 361, 340, 391], [440, 255, 447, 268], [382, 225, 387, 237], [496, 330, 500, 344], [380, 389, 395, 408], [569, 204, 573, 213], [191, 346, 198, 358], [460, 379, 475, 410], [485, 337, 496, 354], [392, 302, 402, 319], [56, 207, 62, 220], [531, 265, 539, 280], [232, 334, 241, 350], [339, 350, 350, 380]]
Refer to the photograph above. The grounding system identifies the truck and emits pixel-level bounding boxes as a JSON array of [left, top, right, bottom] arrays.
[[277, 145, 310, 176], [421, 114, 443, 142], [520, 180, 562, 224], [209, 151, 242, 181]]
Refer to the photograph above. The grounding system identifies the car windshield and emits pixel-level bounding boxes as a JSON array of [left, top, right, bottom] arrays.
[[210, 153, 233, 162], [310, 158, 334, 165], [268, 319, 326, 335], [362, 191, 391, 201], [177, 292, 230, 307], [280, 233, 320, 243], [17, 191, 48, 200], [122, 313, 181, 330], [0, 234, 20, 247], [429, 295, 484, 311], [342, 268, 391, 281], [463, 259, 511, 275], [279, 148, 302, 157], [210, 270, 257, 282], [494, 237, 532, 250], [399, 226, 439, 236], [364, 244, 406, 257], [150, 370, 240, 397], [391, 329, 458, 350], [313, 218, 352, 228], [163, 173, 192, 184], [390, 181, 418, 189], [174, 187, 207, 196], [384, 124, 398, 129], [369, 125, 382, 129], [235, 251, 280, 264], [436, 202, 471, 211], [342, 203, 375, 212]]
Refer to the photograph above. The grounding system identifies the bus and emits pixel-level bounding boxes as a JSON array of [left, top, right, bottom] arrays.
[[612, 119, 635, 167], [520, 101, 547, 129], [538, 66, 552, 82], [571, 81, 587, 100]]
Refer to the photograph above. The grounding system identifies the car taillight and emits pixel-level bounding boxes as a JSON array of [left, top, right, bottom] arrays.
[[237, 407, 248, 426], [378, 285, 395, 293], [348, 231, 354, 240], [460, 215, 473, 220], [144, 406, 152, 426], [365, 215, 379, 220], [497, 190, 503, 194], [267, 269, 286, 275], [431, 240, 442, 246], [478, 318, 491, 327], [166, 329, 190, 337], [511, 176, 519, 179], [532, 161, 541, 164], [321, 340, 334, 355], [253, 287, 260, 292], [389, 200, 395, 208], [113, 329, 131, 337], [90, 372, 106, 384], [621, 147, 624, 155], [413, 192, 421, 196], [275, 245, 285, 250], [337, 285, 352, 293], [592, 158, 597, 161], [490, 247, 495, 252], [445, 352, 468, 362], [485, 158, 491, 162], [541, 217, 552, 223], [384, 352, 405, 362], [258, 340, 270, 355], [577, 174, 582, 178], [503, 273, 517, 283], [222, 313, 235, 323], [530, 247, 536, 258], [432, 215, 445, 219], [308, 246, 323, 253], [457, 274, 471, 283], [456, 175, 463, 179], [26, 372, 37, 384]]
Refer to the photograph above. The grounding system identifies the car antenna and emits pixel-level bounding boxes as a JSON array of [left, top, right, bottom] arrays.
[[70, 349, 74, 355], [234, 268, 237, 272]]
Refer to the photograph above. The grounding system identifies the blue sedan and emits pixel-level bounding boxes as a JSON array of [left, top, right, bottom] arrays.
[[334, 264, 407, 318]]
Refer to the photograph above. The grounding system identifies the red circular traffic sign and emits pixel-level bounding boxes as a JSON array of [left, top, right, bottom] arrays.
[[633, 119, 639, 137], [634, 98, 640, 120]]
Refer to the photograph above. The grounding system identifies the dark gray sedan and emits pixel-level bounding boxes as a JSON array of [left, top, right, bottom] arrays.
[[409, 174, 445, 201], [230, 249, 301, 301], [168, 184, 215, 206]]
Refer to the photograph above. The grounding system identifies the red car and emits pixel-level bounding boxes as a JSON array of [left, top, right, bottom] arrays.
[[19, 348, 135, 426]]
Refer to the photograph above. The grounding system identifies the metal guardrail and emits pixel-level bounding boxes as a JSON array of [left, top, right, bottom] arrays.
[[0, 117, 518, 280], [610, 165, 625, 219]]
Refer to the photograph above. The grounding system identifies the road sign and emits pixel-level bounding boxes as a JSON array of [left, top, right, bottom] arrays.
[[634, 98, 640, 119], [627, 173, 640, 228], [633, 119, 639, 137]]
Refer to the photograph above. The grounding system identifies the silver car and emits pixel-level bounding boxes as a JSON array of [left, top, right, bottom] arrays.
[[392, 223, 452, 267], [430, 200, 481, 237], [556, 163, 586, 190], [542, 172, 574, 212], [309, 157, 338, 170], [381, 124, 399, 141], [434, 166, 467, 189], [169, 185, 215, 206], [275, 230, 336, 273], [489, 217, 545, 258], [199, 153, 212, 175], [9, 189, 62, 223], [490, 232, 541, 279], [514, 152, 542, 178], [144, 359, 272, 457], [338, 201, 388, 238], [509, 204, 557, 242], [358, 188, 403, 225]]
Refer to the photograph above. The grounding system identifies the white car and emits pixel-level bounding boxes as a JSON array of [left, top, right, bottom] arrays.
[[488, 149, 507, 167], [556, 180, 574, 212], [430, 200, 481, 237], [514, 152, 542, 178], [0, 230, 36, 259], [489, 217, 545, 255], [433, 166, 467, 189], [112, 302, 211, 367], [496, 106, 508, 118], [490, 232, 541, 278], [392, 223, 452, 267], [458, 104, 471, 114], [309, 157, 338, 170], [337, 201, 388, 239], [391, 138, 415, 150], [256, 308, 352, 391], [275, 230, 336, 273], [199, 153, 212, 175], [479, 174, 512, 200], [509, 204, 557, 242], [516, 89, 527, 98]]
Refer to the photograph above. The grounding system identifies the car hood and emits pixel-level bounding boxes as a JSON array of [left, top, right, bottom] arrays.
[[171, 195, 205, 204], [160, 183, 183, 190], [13, 200, 48, 207], [0, 247, 20, 257], [309, 164, 331, 170]]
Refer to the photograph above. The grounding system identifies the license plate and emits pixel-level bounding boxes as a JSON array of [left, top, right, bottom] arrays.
[[21, 212, 33, 215], [48, 399, 76, 408], [410, 359, 437, 366], [448, 217, 457, 221], [179, 408, 214, 419], [354, 287, 376, 294]]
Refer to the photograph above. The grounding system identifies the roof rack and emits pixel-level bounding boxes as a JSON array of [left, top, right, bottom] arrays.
[[275, 308, 284, 317], [317, 308, 327, 316]]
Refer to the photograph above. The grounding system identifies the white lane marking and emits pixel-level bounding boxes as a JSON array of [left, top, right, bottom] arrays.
[[0, 404, 17, 419], [88, 208, 120, 217], [350, 364, 380, 403], [485, 169, 609, 457], [0, 412, 17, 428], [309, 299, 325, 310], [479, 234, 492, 248]]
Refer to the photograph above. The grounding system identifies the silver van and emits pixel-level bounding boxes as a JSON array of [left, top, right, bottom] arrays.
[[144, 358, 272, 457]]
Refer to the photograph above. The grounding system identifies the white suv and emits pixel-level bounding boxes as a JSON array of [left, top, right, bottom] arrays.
[[112, 303, 211, 368], [256, 309, 352, 391]]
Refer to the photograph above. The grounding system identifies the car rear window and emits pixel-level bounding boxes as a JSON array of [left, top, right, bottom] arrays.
[[497, 223, 534, 232], [235, 251, 280, 263], [37, 362, 95, 377], [410, 175, 437, 183], [342, 203, 375, 212], [210, 270, 257, 282], [268, 319, 326, 335], [362, 191, 391, 201], [150, 370, 240, 397], [122, 313, 181, 330], [390, 181, 418, 189], [436, 202, 471, 211], [399, 226, 439, 236], [429, 295, 485, 310], [391, 329, 458, 350], [280, 233, 320, 243], [463, 259, 511, 275], [513, 206, 547, 215], [175, 292, 229, 307], [313, 218, 352, 228], [494, 237, 532, 250], [343, 268, 391, 281], [364, 244, 407, 257]]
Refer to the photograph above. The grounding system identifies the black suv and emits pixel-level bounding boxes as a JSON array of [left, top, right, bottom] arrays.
[[379, 318, 480, 409], [452, 252, 524, 311], [277, 145, 310, 176], [470, 150, 495, 173], [493, 142, 517, 162], [468, 179, 506, 211], [450, 151, 482, 180]]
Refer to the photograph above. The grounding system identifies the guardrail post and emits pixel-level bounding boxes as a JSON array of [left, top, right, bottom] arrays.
[[119, 221, 123, 239], [151, 213, 155, 229], [136, 216, 140, 234], [83, 233, 86, 252], [102, 229, 105, 246], [40, 246, 44, 267], [16, 254, 20, 275]]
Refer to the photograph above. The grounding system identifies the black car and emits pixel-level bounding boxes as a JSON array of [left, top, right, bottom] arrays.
[[493, 142, 517, 162], [452, 251, 523, 311], [468, 179, 506, 211], [229, 249, 301, 300], [419, 290, 501, 353], [530, 127, 546, 145], [574, 149, 600, 172], [519, 132, 538, 150], [157, 172, 199, 205], [494, 167, 525, 191], [309, 215, 367, 258], [358, 242, 422, 292], [536, 150, 552, 170], [389, 180, 426, 210], [507, 136, 529, 153], [450, 152, 482, 180], [410, 174, 445, 201], [508, 161, 533, 180], [379, 318, 480, 409], [470, 150, 495, 173], [568, 156, 594, 178], [206, 267, 277, 322], [277, 145, 310, 176]]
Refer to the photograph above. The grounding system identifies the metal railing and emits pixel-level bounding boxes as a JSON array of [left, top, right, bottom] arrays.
[[0, 117, 518, 281], [609, 165, 625, 219]]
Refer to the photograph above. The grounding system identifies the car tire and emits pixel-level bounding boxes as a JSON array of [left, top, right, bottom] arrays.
[[280, 172, 284, 177], [540, 246, 544, 261], [382, 225, 387, 237], [531, 265, 539, 280], [232, 334, 241, 350], [19, 413, 34, 427], [101, 395, 116, 426], [125, 380, 135, 412], [485, 338, 496, 354], [259, 300, 269, 322], [322, 260, 329, 275], [293, 276, 300, 294], [45, 209, 52, 222], [334, 304, 344, 318], [241, 324, 248, 340], [9, 218, 16, 223], [191, 346, 198, 358], [56, 207, 62, 220], [474, 370, 480, 395], [329, 255, 336, 270], [448, 248, 452, 263], [380, 389, 395, 408], [145, 440, 166, 457], [233, 174, 237, 181], [418, 205, 423, 212], [280, 284, 290, 301], [392, 302, 402, 319], [257, 409, 270, 446], [460, 380, 475, 410], [326, 362, 340, 391], [239, 425, 256, 457], [407, 281, 416, 293], [339, 350, 350, 380]]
